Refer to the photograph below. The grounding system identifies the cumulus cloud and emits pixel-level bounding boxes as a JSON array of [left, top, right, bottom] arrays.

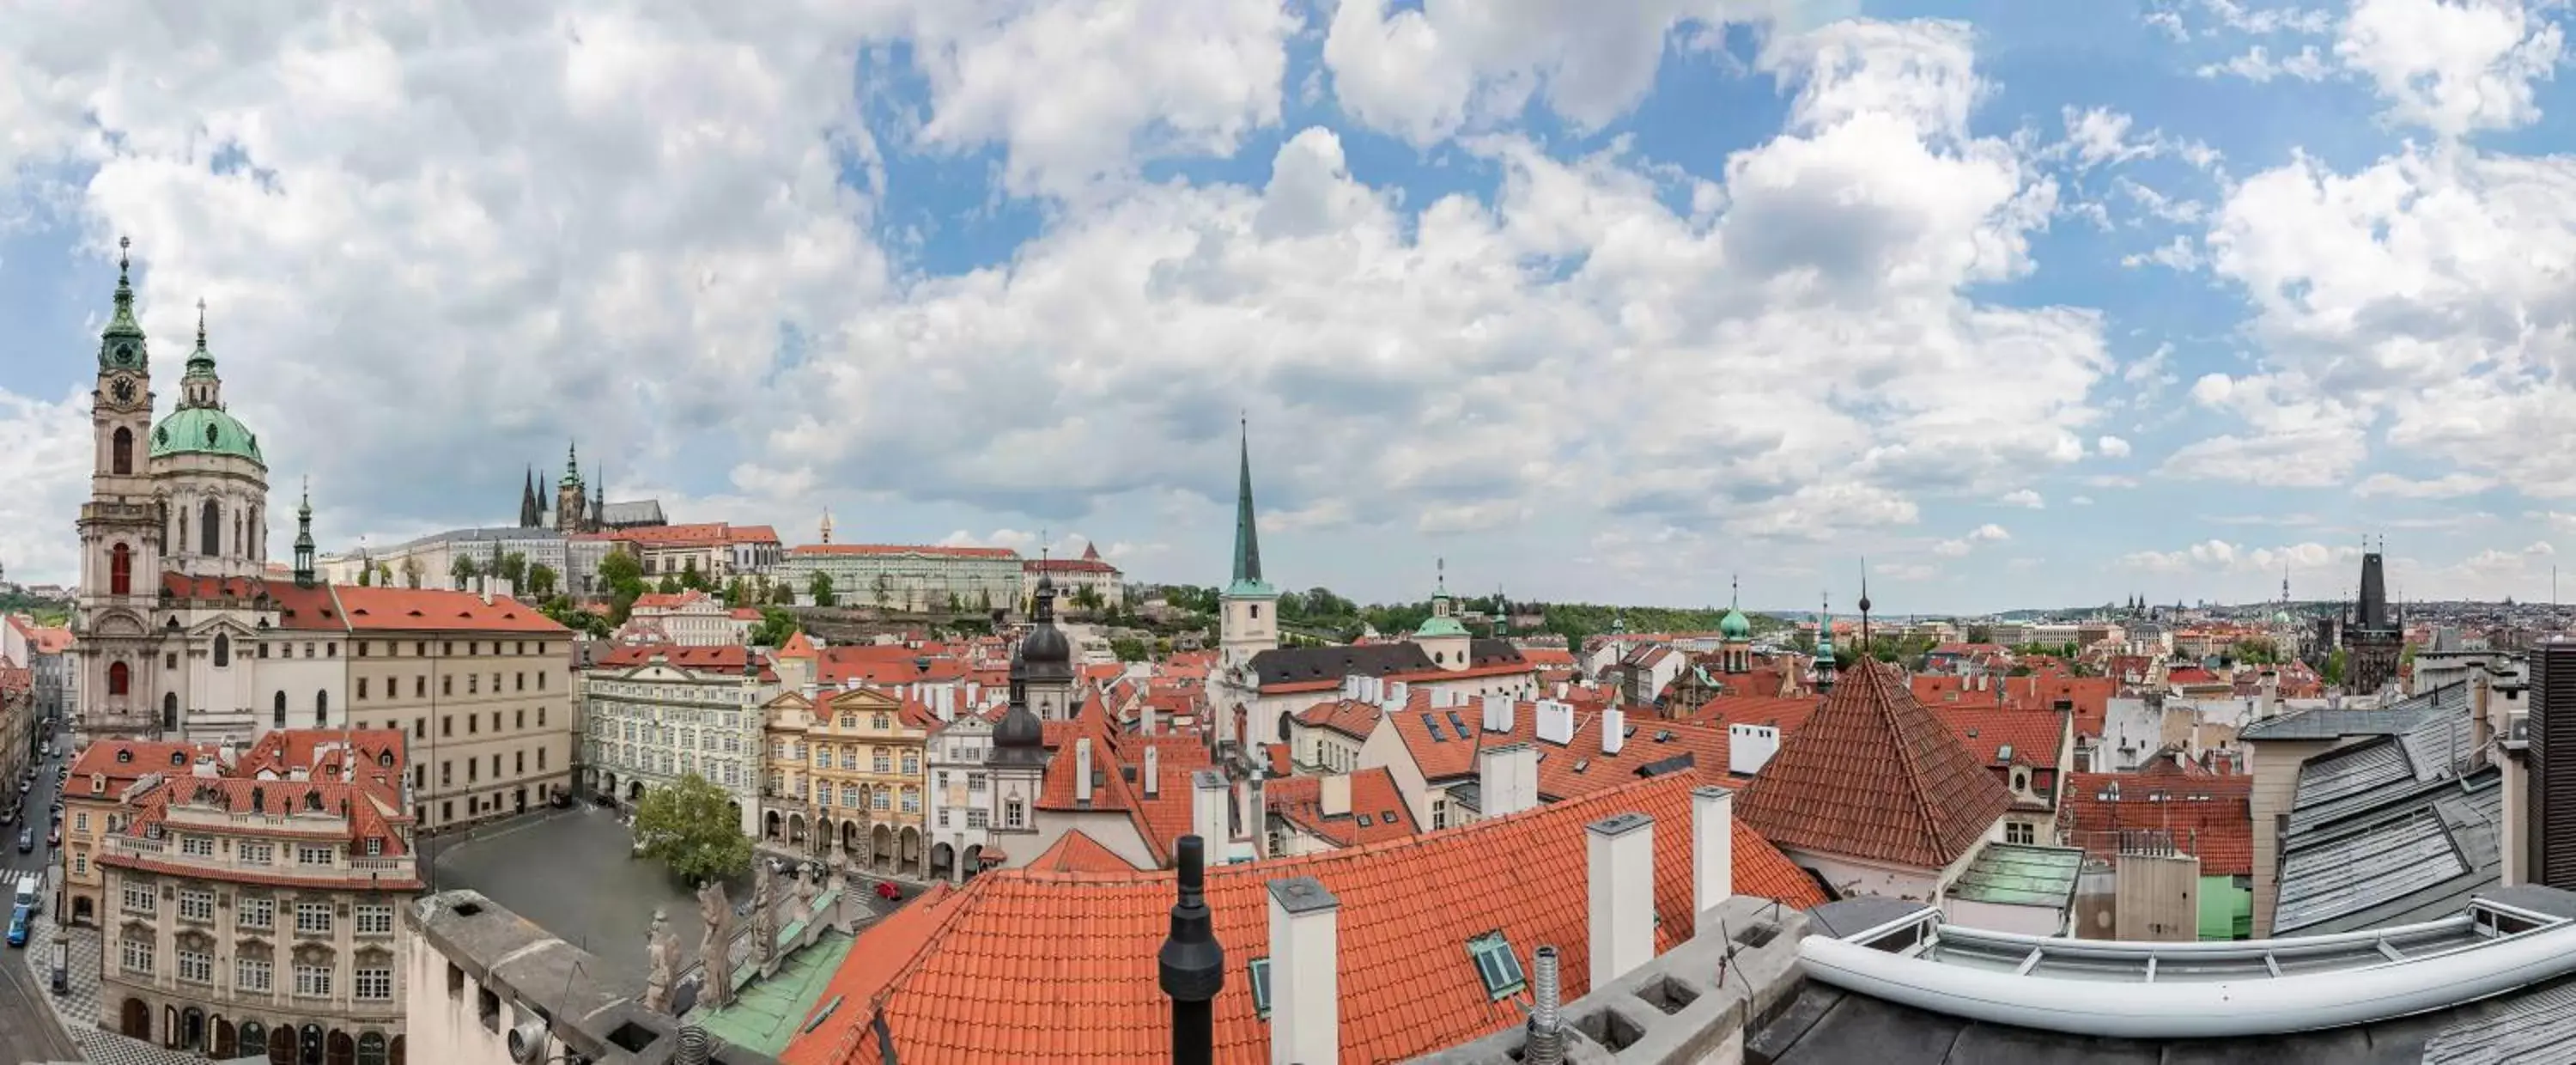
[[2096, 435, 2132, 458], [2354, 472, 2496, 499], [2000, 489, 2045, 508], [2336, 0, 2564, 139]]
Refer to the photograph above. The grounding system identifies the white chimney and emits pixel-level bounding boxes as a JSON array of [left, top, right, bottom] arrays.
[[1073, 738, 1094, 804], [1343, 674, 1363, 700], [1249, 773, 1269, 859], [1144, 746, 1161, 798], [1536, 701, 1576, 746], [1191, 770, 1229, 846], [1482, 695, 1515, 733], [1728, 724, 1780, 776], [1140, 700, 1158, 736], [1321, 774, 1351, 818], [1601, 707, 1625, 756], [1588, 812, 1655, 989], [1477, 742, 1538, 819], [1267, 877, 1340, 1065], [1388, 679, 1409, 705], [1692, 786, 1735, 922]]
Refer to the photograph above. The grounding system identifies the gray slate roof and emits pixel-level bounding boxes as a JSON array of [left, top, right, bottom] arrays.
[[2238, 681, 2469, 741], [2273, 697, 2502, 936]]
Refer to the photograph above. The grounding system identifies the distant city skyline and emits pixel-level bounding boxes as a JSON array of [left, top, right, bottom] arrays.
[[3, 3, 2572, 612]]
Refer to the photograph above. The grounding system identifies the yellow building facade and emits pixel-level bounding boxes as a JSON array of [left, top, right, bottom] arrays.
[[759, 686, 934, 878]]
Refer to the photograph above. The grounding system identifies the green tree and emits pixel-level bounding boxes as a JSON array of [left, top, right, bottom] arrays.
[[541, 596, 611, 637], [450, 555, 480, 587], [526, 563, 559, 599], [400, 557, 424, 589], [750, 607, 801, 648], [772, 581, 796, 606], [598, 549, 647, 622], [810, 571, 837, 607], [681, 558, 709, 592], [2324, 648, 2348, 686], [498, 551, 529, 588], [373, 562, 393, 587], [1965, 624, 1994, 644], [632, 772, 753, 884], [657, 574, 682, 594], [356, 563, 374, 587], [1071, 585, 1104, 612], [1110, 636, 1149, 662]]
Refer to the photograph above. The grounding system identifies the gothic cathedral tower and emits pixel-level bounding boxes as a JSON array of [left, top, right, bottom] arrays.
[[1218, 418, 1280, 672], [556, 441, 588, 534], [75, 238, 165, 740]]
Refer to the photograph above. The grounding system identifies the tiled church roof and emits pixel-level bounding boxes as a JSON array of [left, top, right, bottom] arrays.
[[1736, 659, 2013, 869]]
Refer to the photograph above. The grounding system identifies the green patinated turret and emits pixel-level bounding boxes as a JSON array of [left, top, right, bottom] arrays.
[[1719, 573, 1752, 641], [1813, 592, 1838, 692], [149, 297, 265, 465], [1224, 418, 1274, 599], [98, 237, 148, 371], [1414, 561, 1469, 639]]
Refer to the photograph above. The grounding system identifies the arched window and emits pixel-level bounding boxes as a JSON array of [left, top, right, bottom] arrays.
[[199, 500, 220, 557], [161, 693, 178, 731], [109, 542, 132, 595], [108, 661, 130, 696], [273, 692, 287, 728], [315, 691, 329, 727], [213, 634, 230, 668], [111, 427, 133, 475]]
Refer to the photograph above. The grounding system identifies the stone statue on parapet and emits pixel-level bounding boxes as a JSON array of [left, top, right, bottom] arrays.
[[696, 879, 737, 1009], [751, 862, 781, 968], [641, 907, 678, 1013]]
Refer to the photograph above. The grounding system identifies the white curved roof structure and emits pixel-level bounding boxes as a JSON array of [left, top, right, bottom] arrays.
[[1798, 892, 2576, 1039]]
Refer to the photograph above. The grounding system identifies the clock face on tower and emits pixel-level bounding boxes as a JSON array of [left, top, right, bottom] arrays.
[[109, 376, 137, 406]]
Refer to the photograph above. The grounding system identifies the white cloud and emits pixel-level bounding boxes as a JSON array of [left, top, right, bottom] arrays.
[[2336, 0, 2565, 138], [1969, 522, 2012, 543], [1874, 561, 1940, 581], [2000, 489, 2045, 508], [2096, 435, 2133, 458], [2196, 43, 2332, 82], [2354, 472, 2495, 498], [0, 387, 91, 586], [2071, 495, 2096, 505]]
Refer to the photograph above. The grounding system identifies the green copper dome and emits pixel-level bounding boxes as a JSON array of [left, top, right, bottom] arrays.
[[149, 405, 264, 465], [1719, 607, 1753, 640], [1414, 614, 1470, 639]]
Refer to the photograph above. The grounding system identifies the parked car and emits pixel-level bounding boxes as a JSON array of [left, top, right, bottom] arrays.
[[8, 905, 29, 947], [14, 830, 28, 855], [874, 880, 902, 902]]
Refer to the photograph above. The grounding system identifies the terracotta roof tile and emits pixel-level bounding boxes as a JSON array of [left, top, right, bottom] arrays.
[[1263, 769, 1419, 847], [2057, 771, 2253, 876], [790, 544, 1019, 559], [1935, 707, 2069, 771], [333, 585, 569, 634], [1029, 830, 1143, 873], [1736, 660, 2013, 869], [786, 774, 1825, 1065], [596, 643, 764, 672]]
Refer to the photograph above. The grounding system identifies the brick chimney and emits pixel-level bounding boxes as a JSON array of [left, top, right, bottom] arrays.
[[1321, 774, 1351, 818], [1692, 786, 1734, 922], [1075, 738, 1095, 805], [1587, 812, 1654, 989], [1266, 877, 1340, 1065]]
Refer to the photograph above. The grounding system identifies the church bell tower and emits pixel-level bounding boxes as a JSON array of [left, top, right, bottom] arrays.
[[75, 237, 166, 740]]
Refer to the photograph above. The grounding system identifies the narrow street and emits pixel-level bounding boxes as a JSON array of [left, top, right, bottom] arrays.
[[0, 721, 79, 1064]]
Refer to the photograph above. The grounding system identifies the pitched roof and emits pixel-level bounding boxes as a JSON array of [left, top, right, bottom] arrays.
[[594, 643, 763, 672], [781, 774, 1826, 1065], [1735, 659, 2014, 869], [1027, 830, 1142, 873], [2057, 771, 2253, 877], [1935, 707, 2069, 771], [332, 586, 569, 634], [1263, 768, 1420, 848]]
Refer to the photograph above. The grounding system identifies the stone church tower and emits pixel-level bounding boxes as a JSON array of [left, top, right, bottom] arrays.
[[555, 441, 589, 533], [75, 239, 167, 740]]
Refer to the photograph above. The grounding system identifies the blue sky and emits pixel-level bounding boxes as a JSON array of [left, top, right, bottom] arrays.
[[2, 0, 2571, 614]]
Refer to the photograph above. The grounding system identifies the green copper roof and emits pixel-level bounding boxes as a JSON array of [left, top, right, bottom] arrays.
[[97, 237, 148, 371], [690, 927, 854, 1055], [1224, 577, 1278, 599], [1947, 843, 2083, 907], [1720, 607, 1752, 640], [1230, 418, 1264, 587], [183, 300, 216, 380], [1415, 615, 1470, 638], [149, 405, 264, 464]]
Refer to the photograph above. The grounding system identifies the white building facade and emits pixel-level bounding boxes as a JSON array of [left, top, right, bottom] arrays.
[[579, 648, 772, 834]]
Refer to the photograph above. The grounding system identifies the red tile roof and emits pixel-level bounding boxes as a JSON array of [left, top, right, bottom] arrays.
[[595, 643, 764, 672], [1292, 698, 1384, 740], [70, 740, 223, 796], [1935, 708, 2069, 770], [632, 591, 714, 610], [1263, 769, 1419, 847], [782, 774, 1826, 1065], [1736, 660, 2013, 869], [790, 544, 1019, 559], [333, 586, 569, 634], [1028, 830, 1142, 873], [2056, 771, 2253, 876], [614, 522, 737, 546]]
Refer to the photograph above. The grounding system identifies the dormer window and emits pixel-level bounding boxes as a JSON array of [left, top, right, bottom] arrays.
[[1248, 957, 1273, 1019], [1467, 932, 1527, 1000]]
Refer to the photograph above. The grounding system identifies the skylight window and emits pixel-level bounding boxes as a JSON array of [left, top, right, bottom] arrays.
[[1467, 933, 1527, 1000], [1572, 759, 1590, 774], [1249, 958, 1272, 1019], [1423, 714, 1445, 741], [1655, 729, 1674, 743], [1357, 813, 1373, 827]]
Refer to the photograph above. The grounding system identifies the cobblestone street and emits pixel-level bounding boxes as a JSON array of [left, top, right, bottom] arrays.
[[422, 803, 753, 972]]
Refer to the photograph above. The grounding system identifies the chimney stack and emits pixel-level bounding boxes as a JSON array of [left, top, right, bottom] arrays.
[[1524, 945, 1566, 1065], [1691, 786, 1735, 922], [1191, 771, 1229, 853], [1477, 743, 1538, 819], [1601, 706, 1625, 756], [1145, 746, 1162, 798], [1076, 738, 1095, 805], [1142, 700, 1158, 736], [1481, 694, 1514, 733], [1266, 877, 1340, 1065], [1321, 774, 1351, 818], [1587, 812, 1654, 989], [1159, 837, 1224, 1065]]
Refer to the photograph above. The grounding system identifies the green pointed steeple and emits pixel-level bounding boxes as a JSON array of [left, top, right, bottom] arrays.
[[1224, 417, 1274, 598], [1814, 591, 1838, 686], [562, 440, 581, 489], [183, 298, 216, 380], [97, 236, 148, 371]]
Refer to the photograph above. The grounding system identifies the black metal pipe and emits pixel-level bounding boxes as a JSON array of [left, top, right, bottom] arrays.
[[1159, 834, 1224, 1065]]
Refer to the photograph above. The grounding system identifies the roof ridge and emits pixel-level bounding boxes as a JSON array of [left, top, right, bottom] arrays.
[[1857, 662, 1952, 857]]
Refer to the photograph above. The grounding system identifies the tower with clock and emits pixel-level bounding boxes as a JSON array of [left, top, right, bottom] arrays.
[[75, 236, 167, 739]]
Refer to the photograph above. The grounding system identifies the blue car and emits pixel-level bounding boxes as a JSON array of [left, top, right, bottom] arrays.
[[9, 905, 30, 947]]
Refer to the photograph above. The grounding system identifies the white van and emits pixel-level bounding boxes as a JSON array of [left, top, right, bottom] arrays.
[[15, 874, 39, 915]]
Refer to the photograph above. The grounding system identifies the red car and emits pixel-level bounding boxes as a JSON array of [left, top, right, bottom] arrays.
[[873, 881, 901, 902]]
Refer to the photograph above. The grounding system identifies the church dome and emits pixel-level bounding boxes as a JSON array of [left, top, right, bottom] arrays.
[[149, 405, 264, 465], [1020, 620, 1072, 666], [1719, 607, 1752, 640], [994, 699, 1044, 750]]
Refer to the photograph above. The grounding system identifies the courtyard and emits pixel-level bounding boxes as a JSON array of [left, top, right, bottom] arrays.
[[420, 804, 755, 973]]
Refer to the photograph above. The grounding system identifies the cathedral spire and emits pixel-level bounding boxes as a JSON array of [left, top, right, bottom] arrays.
[[1226, 415, 1271, 594], [1814, 592, 1838, 691], [98, 236, 148, 362], [293, 478, 317, 588], [562, 440, 581, 488]]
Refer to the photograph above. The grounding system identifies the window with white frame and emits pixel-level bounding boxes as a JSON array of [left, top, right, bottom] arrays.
[[121, 882, 154, 915], [178, 949, 213, 984], [355, 966, 392, 1001], [966, 808, 989, 830], [295, 902, 332, 935], [240, 897, 275, 930], [178, 889, 214, 922], [180, 836, 214, 857], [297, 845, 335, 866], [294, 964, 332, 997], [238, 841, 274, 864], [235, 958, 272, 992], [118, 938, 153, 975], [355, 904, 393, 936]]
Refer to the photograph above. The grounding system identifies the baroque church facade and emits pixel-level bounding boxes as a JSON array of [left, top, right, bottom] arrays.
[[71, 240, 347, 744]]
